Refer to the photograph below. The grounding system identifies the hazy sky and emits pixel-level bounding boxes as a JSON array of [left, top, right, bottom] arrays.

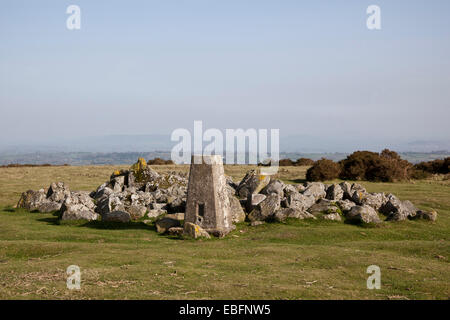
[[1, 0, 449, 149]]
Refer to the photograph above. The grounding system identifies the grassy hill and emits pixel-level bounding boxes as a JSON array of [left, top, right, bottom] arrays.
[[0, 165, 448, 299]]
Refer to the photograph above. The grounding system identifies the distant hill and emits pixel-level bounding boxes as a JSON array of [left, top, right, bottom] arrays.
[[1, 134, 449, 165], [0, 151, 449, 166]]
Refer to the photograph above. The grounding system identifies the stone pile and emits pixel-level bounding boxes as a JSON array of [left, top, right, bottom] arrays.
[[16, 159, 437, 239], [238, 172, 437, 224]]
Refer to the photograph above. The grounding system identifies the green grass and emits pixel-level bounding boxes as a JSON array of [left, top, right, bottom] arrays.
[[0, 165, 448, 299]]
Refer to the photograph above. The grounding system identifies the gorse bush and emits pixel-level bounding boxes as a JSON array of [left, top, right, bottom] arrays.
[[279, 159, 295, 166], [306, 149, 419, 182], [414, 157, 450, 175], [259, 158, 315, 166], [338, 149, 411, 182], [147, 158, 174, 165], [338, 151, 380, 181], [306, 158, 341, 181], [295, 158, 315, 166]]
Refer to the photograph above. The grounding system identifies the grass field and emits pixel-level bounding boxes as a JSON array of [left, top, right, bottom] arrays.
[[0, 165, 448, 299]]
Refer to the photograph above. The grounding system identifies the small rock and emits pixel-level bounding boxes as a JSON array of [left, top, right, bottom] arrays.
[[183, 222, 211, 239], [147, 209, 167, 218], [168, 227, 184, 236], [155, 217, 181, 233], [127, 205, 147, 220], [412, 210, 437, 222]]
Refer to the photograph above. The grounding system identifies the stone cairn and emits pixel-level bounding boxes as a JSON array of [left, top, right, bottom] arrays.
[[16, 157, 437, 239]]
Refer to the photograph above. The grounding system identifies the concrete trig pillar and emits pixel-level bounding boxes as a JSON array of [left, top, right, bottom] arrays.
[[185, 155, 233, 235]]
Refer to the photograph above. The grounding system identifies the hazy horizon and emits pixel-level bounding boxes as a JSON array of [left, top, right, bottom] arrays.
[[2, 0, 450, 151]]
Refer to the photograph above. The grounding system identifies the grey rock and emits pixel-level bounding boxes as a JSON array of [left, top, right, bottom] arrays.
[[127, 205, 147, 220], [337, 199, 357, 213], [17, 189, 47, 211], [227, 190, 246, 223], [60, 203, 99, 221], [96, 194, 125, 215], [246, 194, 267, 212], [284, 192, 316, 211], [261, 179, 285, 197], [303, 182, 326, 201], [346, 205, 381, 224], [156, 217, 181, 233], [112, 176, 125, 193], [326, 184, 344, 201], [151, 203, 168, 210], [412, 210, 437, 222], [380, 195, 418, 221], [165, 213, 185, 221], [308, 199, 340, 216], [248, 194, 281, 222], [147, 209, 167, 218], [46, 182, 70, 203], [93, 184, 113, 200], [321, 212, 342, 221], [361, 193, 386, 211], [66, 191, 96, 210], [283, 184, 298, 197], [37, 201, 62, 213], [168, 227, 184, 236], [274, 208, 315, 221], [183, 222, 211, 239], [236, 170, 270, 199], [339, 181, 353, 199]]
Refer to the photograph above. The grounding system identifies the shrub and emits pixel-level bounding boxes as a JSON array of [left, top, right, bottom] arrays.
[[338, 151, 380, 181], [295, 158, 315, 166], [279, 159, 295, 166], [339, 149, 412, 182], [409, 168, 432, 180], [147, 158, 174, 165], [414, 157, 450, 174], [306, 158, 341, 181]]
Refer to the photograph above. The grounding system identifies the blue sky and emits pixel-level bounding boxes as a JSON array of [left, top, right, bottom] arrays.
[[1, 0, 449, 150]]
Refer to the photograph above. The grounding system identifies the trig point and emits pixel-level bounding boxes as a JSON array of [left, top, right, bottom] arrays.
[[185, 155, 233, 236]]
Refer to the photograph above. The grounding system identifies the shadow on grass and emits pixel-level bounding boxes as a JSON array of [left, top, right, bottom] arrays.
[[36, 215, 155, 231], [81, 220, 154, 231], [289, 178, 307, 184], [37, 217, 60, 226]]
